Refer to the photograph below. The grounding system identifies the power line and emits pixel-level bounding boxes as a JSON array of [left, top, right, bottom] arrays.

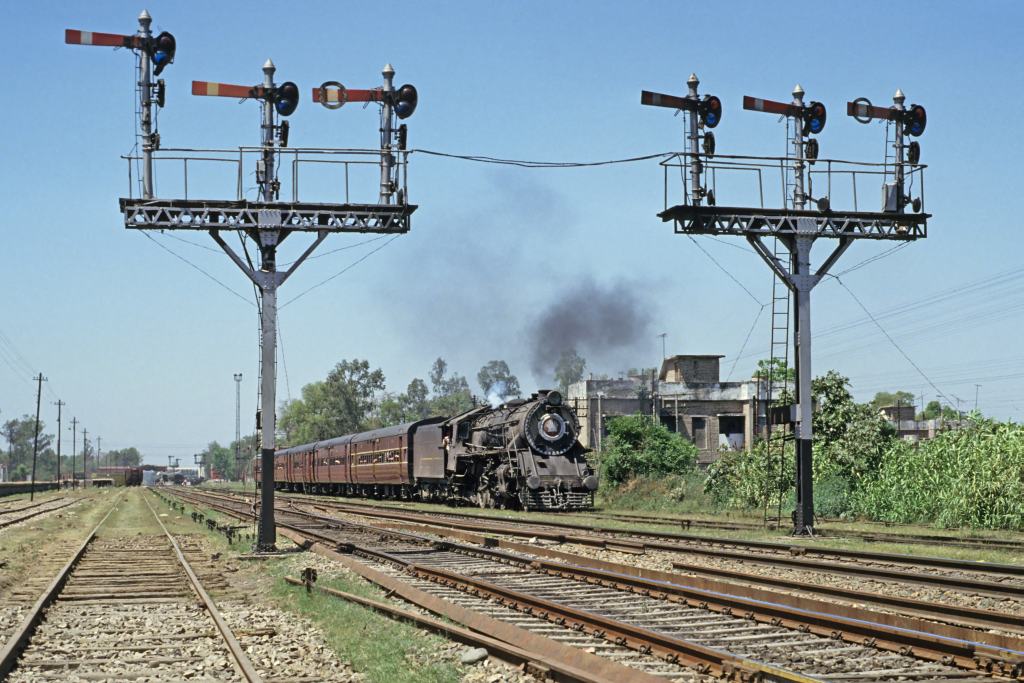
[[140, 232, 256, 307], [281, 235, 402, 308], [413, 148, 674, 169]]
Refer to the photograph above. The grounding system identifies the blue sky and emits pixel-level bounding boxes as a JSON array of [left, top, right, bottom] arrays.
[[2, 1, 1022, 464]]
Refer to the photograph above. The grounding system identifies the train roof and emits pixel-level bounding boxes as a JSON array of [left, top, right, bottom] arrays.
[[275, 417, 445, 456]]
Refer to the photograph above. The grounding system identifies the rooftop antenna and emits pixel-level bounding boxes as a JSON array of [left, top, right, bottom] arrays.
[[646, 78, 930, 536], [66, 14, 418, 552]]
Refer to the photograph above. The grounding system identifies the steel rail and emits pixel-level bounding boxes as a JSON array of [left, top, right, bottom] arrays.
[[0, 492, 121, 678], [142, 492, 263, 683], [284, 576, 623, 683], [173, 489, 1024, 679]]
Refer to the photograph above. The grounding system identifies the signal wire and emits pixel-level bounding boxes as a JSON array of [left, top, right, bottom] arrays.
[[829, 275, 952, 406], [280, 235, 401, 308], [725, 304, 767, 382], [686, 236, 765, 306], [140, 233, 255, 307]]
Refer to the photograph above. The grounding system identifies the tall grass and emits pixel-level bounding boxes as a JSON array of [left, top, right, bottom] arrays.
[[856, 417, 1024, 529]]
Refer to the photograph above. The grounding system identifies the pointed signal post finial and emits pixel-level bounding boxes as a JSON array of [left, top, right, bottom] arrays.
[[893, 88, 906, 106], [383, 63, 395, 77], [792, 83, 805, 100], [688, 73, 699, 86], [139, 9, 152, 23], [263, 58, 276, 73]]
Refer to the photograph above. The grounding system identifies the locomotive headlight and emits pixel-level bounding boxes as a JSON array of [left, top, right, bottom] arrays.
[[526, 474, 541, 489], [538, 413, 566, 441]]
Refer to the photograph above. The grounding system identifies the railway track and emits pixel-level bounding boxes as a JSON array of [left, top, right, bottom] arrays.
[[0, 496, 80, 532], [174, 487, 1024, 681], [0, 491, 262, 682], [243, 492, 1024, 599], [577, 511, 1024, 554]]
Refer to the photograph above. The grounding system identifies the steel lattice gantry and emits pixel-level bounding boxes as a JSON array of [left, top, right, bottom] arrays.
[[659, 203, 928, 533]]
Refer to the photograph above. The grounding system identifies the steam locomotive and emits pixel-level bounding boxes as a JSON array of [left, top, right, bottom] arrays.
[[255, 389, 598, 511]]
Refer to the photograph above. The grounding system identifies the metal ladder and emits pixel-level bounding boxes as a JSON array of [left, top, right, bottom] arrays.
[[763, 236, 792, 527]]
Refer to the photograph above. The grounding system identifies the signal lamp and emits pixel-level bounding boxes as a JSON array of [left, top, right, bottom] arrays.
[[274, 81, 300, 116], [904, 104, 926, 136], [816, 196, 830, 212], [802, 101, 826, 135], [805, 137, 819, 161], [397, 123, 408, 151], [706, 188, 716, 206], [907, 140, 920, 164], [699, 94, 722, 128], [156, 79, 166, 108], [150, 31, 176, 76], [912, 197, 922, 212], [394, 83, 418, 119], [702, 131, 716, 156], [280, 120, 290, 147]]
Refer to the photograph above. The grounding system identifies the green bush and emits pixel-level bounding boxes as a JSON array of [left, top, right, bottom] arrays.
[[704, 433, 793, 510], [600, 414, 698, 485], [597, 473, 712, 514]]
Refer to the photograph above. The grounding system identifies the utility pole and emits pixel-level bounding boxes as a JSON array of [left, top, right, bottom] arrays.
[[974, 384, 981, 414], [658, 332, 667, 361], [96, 436, 101, 480], [81, 428, 88, 488], [30, 374, 47, 501], [69, 417, 78, 489], [54, 400, 64, 487], [234, 373, 242, 482]]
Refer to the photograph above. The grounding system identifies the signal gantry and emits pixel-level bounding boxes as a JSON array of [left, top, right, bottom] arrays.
[[644, 76, 929, 536], [65, 10, 420, 551]]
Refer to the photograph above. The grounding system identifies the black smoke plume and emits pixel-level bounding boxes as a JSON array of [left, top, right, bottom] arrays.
[[526, 279, 654, 381]]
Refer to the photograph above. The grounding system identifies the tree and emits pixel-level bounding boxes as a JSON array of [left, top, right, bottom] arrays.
[[103, 447, 143, 467], [602, 414, 698, 485], [200, 441, 237, 480], [2, 416, 52, 481], [429, 357, 475, 416], [477, 360, 521, 402], [376, 378, 434, 426], [279, 359, 386, 446], [553, 349, 586, 394], [870, 390, 917, 412], [812, 371, 895, 484]]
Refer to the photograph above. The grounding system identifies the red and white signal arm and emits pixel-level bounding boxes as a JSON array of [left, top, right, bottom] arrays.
[[313, 81, 384, 109], [192, 81, 259, 99], [65, 29, 135, 48], [847, 98, 895, 123], [742, 95, 801, 117]]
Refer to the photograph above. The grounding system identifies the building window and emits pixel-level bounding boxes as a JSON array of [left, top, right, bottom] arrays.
[[718, 415, 745, 450]]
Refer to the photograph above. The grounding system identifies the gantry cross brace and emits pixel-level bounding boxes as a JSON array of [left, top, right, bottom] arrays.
[[661, 203, 928, 535], [120, 198, 416, 233]]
